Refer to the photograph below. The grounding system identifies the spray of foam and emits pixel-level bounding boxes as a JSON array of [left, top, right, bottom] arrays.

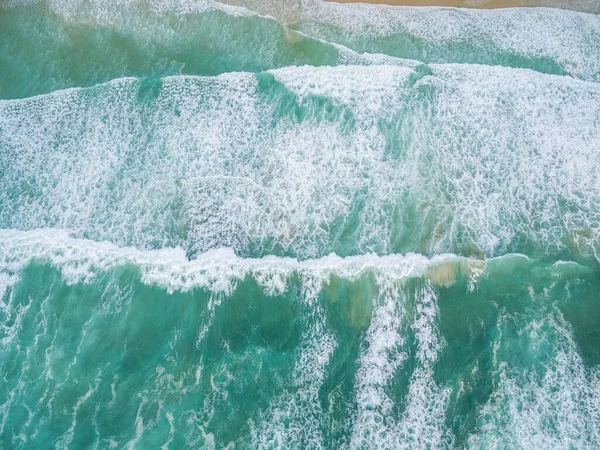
[[350, 283, 453, 449], [2, 65, 599, 259], [350, 289, 408, 448], [0, 228, 471, 296]]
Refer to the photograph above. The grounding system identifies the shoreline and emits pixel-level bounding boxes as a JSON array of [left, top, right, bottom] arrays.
[[323, 0, 600, 13]]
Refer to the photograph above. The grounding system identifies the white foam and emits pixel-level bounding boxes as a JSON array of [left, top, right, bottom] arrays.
[[3, 0, 260, 26], [5, 228, 584, 306], [125, 397, 148, 450], [0, 273, 18, 304], [55, 371, 102, 450], [160, 412, 175, 450], [350, 296, 408, 448], [469, 311, 600, 448], [0, 279, 34, 350], [0, 228, 459, 295], [5, 0, 600, 81], [269, 64, 414, 110], [395, 286, 452, 449], [2, 65, 599, 259], [251, 305, 336, 449], [0, 389, 16, 437], [415, 64, 600, 255], [298, 0, 600, 81], [350, 284, 453, 449]]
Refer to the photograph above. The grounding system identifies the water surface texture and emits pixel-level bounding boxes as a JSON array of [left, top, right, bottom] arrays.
[[1, 0, 600, 448]]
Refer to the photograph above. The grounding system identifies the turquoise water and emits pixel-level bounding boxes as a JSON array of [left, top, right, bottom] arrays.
[[1, 0, 600, 448]]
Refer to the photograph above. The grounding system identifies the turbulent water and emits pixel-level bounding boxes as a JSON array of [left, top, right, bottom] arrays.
[[1, 0, 600, 448]]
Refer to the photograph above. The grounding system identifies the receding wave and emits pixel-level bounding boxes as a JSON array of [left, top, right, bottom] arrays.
[[2, 0, 600, 99], [297, 0, 600, 81], [0, 0, 395, 99]]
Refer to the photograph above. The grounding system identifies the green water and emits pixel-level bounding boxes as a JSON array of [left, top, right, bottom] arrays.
[[1, 0, 600, 448]]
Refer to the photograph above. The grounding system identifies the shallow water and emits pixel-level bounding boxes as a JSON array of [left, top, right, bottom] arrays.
[[1, 0, 600, 448]]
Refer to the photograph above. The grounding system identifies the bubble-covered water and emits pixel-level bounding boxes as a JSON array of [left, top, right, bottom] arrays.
[[1, 0, 600, 448]]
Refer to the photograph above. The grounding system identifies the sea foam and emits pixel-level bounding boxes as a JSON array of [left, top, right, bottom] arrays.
[[1, 65, 599, 259]]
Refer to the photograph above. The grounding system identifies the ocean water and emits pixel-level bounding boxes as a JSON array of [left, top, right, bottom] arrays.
[[1, 0, 600, 448]]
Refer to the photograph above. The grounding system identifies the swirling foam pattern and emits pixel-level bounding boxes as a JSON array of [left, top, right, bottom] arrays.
[[1, 0, 600, 448]]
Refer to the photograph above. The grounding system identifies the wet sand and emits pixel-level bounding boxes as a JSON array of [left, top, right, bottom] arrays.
[[324, 0, 600, 13]]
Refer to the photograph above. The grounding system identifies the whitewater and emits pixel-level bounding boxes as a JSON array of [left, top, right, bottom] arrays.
[[1, 0, 600, 448]]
